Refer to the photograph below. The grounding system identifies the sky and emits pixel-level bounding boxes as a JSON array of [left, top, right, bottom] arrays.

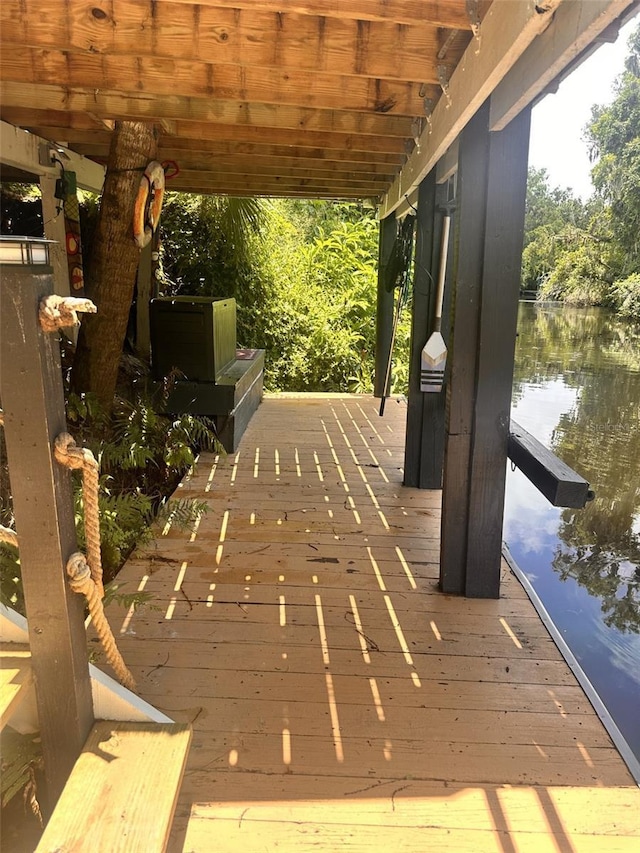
[[528, 11, 640, 200]]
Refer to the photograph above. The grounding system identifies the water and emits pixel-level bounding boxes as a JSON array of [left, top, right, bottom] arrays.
[[504, 303, 640, 762]]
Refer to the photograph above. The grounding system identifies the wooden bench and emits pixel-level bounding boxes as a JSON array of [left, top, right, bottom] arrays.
[[36, 721, 192, 853]]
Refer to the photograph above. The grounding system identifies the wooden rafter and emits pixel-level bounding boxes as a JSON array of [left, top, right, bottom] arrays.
[[0, 0, 635, 201], [0, 0, 465, 82]]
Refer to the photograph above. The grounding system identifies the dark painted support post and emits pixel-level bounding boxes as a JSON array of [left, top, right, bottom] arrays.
[[1, 247, 94, 808], [440, 99, 531, 598], [404, 173, 451, 488], [374, 213, 397, 398]]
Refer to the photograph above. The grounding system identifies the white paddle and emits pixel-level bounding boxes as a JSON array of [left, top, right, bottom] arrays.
[[420, 213, 451, 393]]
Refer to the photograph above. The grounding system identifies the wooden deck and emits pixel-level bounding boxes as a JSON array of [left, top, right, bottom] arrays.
[[109, 394, 639, 852]]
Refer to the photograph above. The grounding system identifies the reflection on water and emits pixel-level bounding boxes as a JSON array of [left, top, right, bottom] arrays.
[[505, 304, 640, 760]]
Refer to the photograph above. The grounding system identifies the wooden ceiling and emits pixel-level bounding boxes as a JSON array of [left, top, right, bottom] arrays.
[[0, 0, 482, 200]]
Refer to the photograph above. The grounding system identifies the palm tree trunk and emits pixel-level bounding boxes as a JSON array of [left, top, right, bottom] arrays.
[[72, 121, 159, 412]]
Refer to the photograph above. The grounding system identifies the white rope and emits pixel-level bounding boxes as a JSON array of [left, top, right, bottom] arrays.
[[39, 295, 96, 332]]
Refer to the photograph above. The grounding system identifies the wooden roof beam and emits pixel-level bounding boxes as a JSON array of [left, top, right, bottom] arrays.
[[379, 0, 563, 218], [490, 0, 638, 130], [157, 0, 474, 28], [0, 47, 435, 117], [0, 119, 104, 191], [167, 169, 391, 189], [0, 82, 413, 138], [69, 149, 398, 179]]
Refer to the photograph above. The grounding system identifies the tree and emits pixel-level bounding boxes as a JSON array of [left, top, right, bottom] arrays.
[[587, 25, 640, 275], [72, 121, 160, 412], [521, 168, 587, 291]]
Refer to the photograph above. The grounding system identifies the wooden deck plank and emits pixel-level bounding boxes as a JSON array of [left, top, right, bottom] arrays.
[[104, 394, 638, 852]]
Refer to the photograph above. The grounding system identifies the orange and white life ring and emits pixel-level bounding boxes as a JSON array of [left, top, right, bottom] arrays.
[[133, 160, 165, 249]]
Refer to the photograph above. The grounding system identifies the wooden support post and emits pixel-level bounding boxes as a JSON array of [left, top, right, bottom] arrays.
[[136, 241, 153, 360], [374, 214, 397, 398], [40, 175, 71, 297], [403, 173, 451, 488], [440, 99, 531, 598], [0, 259, 94, 807]]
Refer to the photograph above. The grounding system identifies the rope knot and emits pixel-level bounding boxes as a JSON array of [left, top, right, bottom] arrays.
[[54, 433, 99, 477], [66, 551, 92, 595], [39, 295, 97, 333]]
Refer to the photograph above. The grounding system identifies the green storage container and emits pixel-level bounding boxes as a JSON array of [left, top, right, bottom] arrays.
[[150, 296, 236, 382]]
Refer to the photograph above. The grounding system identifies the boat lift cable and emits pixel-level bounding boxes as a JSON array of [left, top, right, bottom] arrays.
[[379, 217, 415, 417]]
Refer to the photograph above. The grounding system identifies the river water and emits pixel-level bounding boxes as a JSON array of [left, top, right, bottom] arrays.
[[504, 303, 640, 764]]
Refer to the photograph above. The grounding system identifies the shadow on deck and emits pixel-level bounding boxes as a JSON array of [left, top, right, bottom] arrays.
[[108, 395, 638, 851]]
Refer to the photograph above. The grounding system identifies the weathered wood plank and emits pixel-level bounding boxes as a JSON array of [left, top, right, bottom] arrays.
[[149, 1, 474, 28], [490, 0, 636, 130], [182, 733, 628, 786], [3, 108, 410, 155], [0, 82, 413, 137], [0, 45, 428, 116], [380, 0, 561, 216], [508, 420, 594, 508], [155, 682, 594, 720], [0, 0, 462, 83], [0, 119, 104, 191], [35, 722, 192, 853], [173, 780, 640, 836]]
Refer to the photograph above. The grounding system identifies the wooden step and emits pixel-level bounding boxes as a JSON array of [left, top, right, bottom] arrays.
[[36, 721, 192, 853], [0, 643, 33, 730]]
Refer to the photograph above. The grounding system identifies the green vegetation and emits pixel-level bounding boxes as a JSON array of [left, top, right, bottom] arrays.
[[524, 25, 640, 319], [160, 197, 410, 394]]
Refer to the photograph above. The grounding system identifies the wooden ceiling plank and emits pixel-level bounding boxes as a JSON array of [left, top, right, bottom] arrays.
[[169, 187, 380, 199], [155, 1, 473, 28], [170, 176, 382, 198], [0, 82, 413, 138], [1, 0, 464, 84], [5, 123, 405, 165], [0, 46, 431, 116], [153, 167, 392, 185], [380, 0, 563, 217], [68, 146, 397, 178], [169, 120, 409, 152]]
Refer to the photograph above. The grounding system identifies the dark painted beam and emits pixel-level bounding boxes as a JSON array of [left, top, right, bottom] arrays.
[[404, 173, 451, 488], [1, 261, 94, 809], [374, 214, 398, 398], [440, 98, 531, 598], [509, 420, 595, 508]]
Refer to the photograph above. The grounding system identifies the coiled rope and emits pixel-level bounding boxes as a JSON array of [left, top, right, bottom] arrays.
[[2, 296, 135, 691], [54, 434, 104, 599], [54, 433, 136, 691]]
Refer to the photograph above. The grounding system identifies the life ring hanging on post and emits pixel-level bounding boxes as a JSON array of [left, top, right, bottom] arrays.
[[133, 160, 165, 249]]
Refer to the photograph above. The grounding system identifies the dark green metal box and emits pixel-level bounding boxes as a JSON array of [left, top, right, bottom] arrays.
[[150, 296, 237, 382]]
